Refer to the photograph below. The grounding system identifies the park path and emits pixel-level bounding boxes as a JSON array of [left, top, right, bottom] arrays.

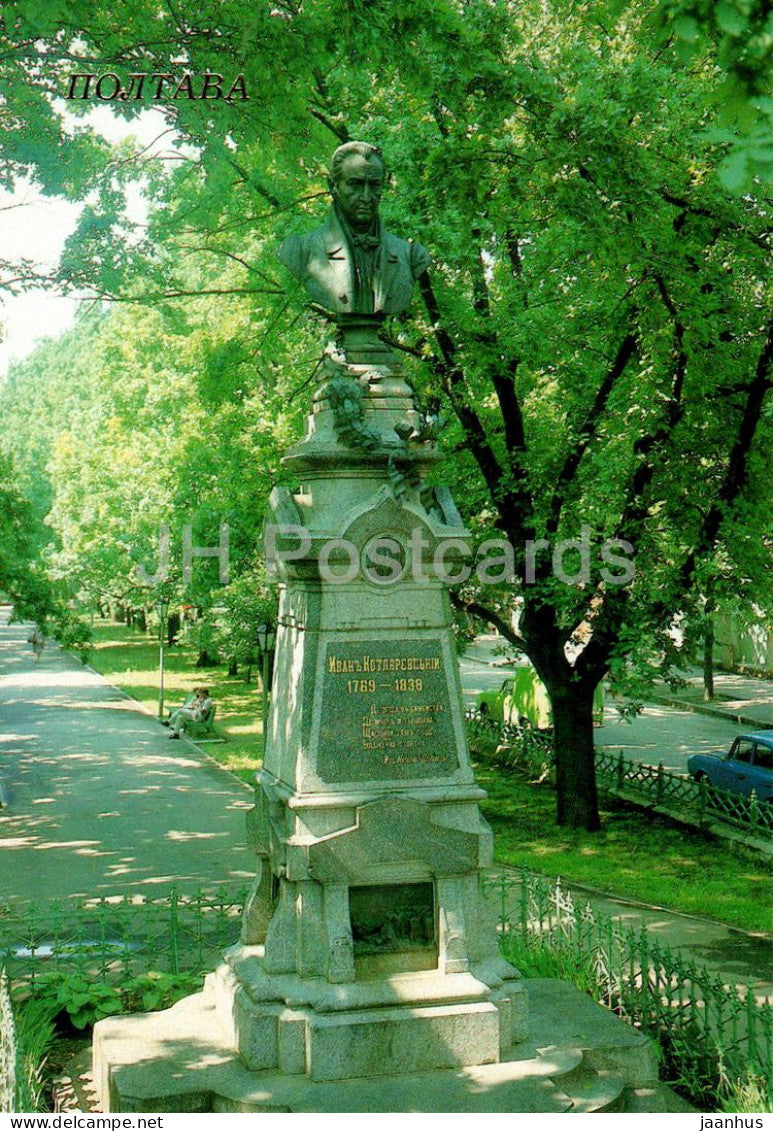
[[0, 607, 255, 902]]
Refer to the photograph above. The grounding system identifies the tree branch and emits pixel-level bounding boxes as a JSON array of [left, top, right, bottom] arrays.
[[546, 328, 638, 535], [449, 591, 529, 655], [309, 107, 349, 142], [676, 318, 773, 590], [419, 270, 517, 524]]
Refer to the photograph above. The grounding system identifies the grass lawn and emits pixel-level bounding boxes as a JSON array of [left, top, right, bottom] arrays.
[[87, 618, 264, 784], [84, 619, 771, 934], [476, 759, 772, 935]]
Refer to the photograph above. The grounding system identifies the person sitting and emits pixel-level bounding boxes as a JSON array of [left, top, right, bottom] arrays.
[[167, 687, 213, 739], [163, 689, 199, 727]]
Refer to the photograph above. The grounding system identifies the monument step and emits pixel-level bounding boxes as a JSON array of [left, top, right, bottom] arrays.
[[553, 1062, 628, 1113], [220, 950, 522, 1013], [90, 978, 679, 1113], [306, 1000, 501, 1082], [621, 1083, 697, 1113]]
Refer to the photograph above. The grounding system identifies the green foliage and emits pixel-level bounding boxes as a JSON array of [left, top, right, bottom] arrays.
[[1, 969, 58, 1113], [51, 609, 92, 664], [501, 934, 604, 997], [11, 996, 58, 1113], [34, 972, 124, 1031], [467, 713, 556, 782], [721, 1073, 773, 1114], [0, 452, 53, 622], [656, 0, 773, 187], [215, 565, 278, 675], [120, 971, 202, 1014]]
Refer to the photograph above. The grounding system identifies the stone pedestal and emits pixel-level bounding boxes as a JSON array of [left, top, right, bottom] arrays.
[[92, 317, 532, 1109], [221, 316, 525, 1078]]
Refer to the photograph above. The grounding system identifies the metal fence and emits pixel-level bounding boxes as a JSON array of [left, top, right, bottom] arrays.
[[595, 749, 773, 839], [0, 887, 247, 991], [465, 707, 773, 840], [486, 869, 773, 1106], [464, 707, 554, 778]]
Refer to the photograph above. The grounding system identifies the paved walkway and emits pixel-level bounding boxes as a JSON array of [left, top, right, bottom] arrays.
[[651, 667, 773, 730], [0, 608, 255, 902]]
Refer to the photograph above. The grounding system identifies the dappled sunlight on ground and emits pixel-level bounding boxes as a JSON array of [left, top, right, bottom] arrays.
[[1, 617, 257, 901], [166, 830, 223, 841]]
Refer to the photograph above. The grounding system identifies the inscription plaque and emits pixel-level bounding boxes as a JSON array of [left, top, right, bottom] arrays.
[[316, 639, 458, 782]]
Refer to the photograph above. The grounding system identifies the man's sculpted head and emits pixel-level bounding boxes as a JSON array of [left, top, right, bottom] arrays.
[[328, 142, 386, 233], [276, 140, 429, 317]]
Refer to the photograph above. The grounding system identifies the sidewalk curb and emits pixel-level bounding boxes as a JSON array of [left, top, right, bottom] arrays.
[[462, 653, 519, 669], [648, 692, 773, 731]]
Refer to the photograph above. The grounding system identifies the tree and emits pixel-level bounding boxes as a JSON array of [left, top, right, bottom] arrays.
[[1, 0, 771, 828], [0, 451, 52, 620], [654, 0, 773, 189]]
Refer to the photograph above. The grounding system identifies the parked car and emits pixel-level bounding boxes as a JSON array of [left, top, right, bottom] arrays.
[[476, 666, 604, 730], [687, 732, 773, 801]]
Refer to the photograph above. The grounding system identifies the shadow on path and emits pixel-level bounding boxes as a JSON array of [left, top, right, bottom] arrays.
[[0, 608, 255, 903]]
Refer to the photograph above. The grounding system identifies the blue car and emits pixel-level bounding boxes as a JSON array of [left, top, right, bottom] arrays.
[[687, 732, 773, 802]]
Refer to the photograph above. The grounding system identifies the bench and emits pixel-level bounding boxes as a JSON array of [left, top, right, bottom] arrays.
[[184, 705, 225, 743]]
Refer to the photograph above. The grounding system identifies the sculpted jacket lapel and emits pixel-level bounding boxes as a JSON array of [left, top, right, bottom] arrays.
[[321, 211, 354, 310], [374, 224, 401, 313]]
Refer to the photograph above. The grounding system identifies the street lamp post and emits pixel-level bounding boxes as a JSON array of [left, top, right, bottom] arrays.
[[256, 622, 276, 748], [157, 598, 169, 719]]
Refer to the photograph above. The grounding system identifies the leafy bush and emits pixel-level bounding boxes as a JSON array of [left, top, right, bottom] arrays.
[[51, 610, 92, 665], [467, 713, 555, 782], [721, 1073, 773, 1114], [121, 971, 201, 1013], [28, 968, 205, 1036], [12, 997, 58, 1112], [33, 972, 123, 1031], [1, 969, 57, 1113]]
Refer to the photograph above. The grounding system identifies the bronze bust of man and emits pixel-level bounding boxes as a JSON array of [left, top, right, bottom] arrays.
[[277, 141, 430, 316]]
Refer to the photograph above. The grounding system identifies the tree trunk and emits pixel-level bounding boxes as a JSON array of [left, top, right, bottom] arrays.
[[135, 608, 147, 633], [228, 659, 238, 677], [167, 611, 181, 647], [550, 681, 601, 831], [703, 601, 715, 702]]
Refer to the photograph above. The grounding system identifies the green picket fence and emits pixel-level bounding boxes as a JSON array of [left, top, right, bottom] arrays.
[[596, 748, 773, 838], [465, 707, 773, 840], [0, 887, 248, 990], [486, 869, 773, 1107]]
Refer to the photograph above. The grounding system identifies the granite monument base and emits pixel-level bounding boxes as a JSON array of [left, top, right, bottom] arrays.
[[92, 978, 666, 1113]]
